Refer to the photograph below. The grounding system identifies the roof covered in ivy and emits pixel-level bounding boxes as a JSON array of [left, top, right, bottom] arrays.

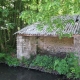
[[15, 15, 80, 36]]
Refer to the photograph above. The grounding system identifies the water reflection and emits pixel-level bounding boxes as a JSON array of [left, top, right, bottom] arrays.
[[0, 63, 62, 80]]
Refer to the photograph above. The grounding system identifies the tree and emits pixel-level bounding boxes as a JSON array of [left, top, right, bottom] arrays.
[[20, 0, 80, 37], [0, 0, 80, 52], [0, 0, 24, 52]]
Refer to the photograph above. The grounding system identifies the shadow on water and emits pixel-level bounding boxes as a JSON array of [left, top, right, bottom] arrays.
[[0, 63, 65, 80]]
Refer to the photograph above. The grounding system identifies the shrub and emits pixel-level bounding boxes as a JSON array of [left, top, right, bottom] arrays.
[[0, 52, 80, 79], [54, 58, 69, 74], [66, 53, 80, 79], [21, 57, 33, 67], [30, 53, 80, 79], [30, 54, 55, 70], [54, 52, 80, 79], [5, 55, 20, 67], [0, 53, 6, 59], [0, 53, 6, 62]]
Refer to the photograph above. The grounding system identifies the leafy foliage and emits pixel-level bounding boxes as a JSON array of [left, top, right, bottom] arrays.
[[30, 54, 55, 70], [0, 1, 80, 78], [0, 53, 6, 59], [0, 0, 80, 52], [54, 59, 69, 74], [30, 53, 80, 79], [0, 0, 24, 52], [0, 52, 80, 79], [21, 56, 33, 67], [5, 55, 20, 67], [20, 0, 80, 38], [0, 53, 6, 62], [66, 53, 80, 78], [20, 0, 80, 23], [0, 53, 20, 66]]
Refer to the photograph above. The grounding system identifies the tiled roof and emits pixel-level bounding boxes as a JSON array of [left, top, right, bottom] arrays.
[[15, 15, 80, 36]]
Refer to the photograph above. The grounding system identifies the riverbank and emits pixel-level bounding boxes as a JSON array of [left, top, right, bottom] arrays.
[[0, 52, 80, 80], [0, 63, 69, 80]]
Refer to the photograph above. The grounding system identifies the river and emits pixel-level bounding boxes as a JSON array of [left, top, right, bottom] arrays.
[[0, 63, 67, 80]]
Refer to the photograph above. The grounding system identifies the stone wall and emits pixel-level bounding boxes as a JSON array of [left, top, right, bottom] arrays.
[[17, 35, 37, 59], [17, 34, 80, 59], [74, 35, 80, 57], [17, 35, 23, 59], [38, 36, 74, 54]]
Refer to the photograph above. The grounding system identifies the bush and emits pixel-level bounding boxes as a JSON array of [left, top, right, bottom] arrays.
[[30, 54, 55, 70], [0, 53, 5, 59], [21, 56, 33, 67], [0, 53, 6, 62], [30, 53, 80, 79], [66, 53, 80, 79], [5, 55, 20, 67], [0, 53, 20, 67], [0, 52, 80, 79]]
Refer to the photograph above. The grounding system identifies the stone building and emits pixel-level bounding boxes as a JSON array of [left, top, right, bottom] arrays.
[[15, 15, 80, 59]]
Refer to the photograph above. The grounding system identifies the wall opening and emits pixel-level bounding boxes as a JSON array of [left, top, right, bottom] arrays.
[[38, 36, 74, 54]]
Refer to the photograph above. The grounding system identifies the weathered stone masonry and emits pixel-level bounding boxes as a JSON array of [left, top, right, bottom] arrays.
[[15, 15, 80, 59], [17, 34, 80, 59], [17, 35, 37, 59]]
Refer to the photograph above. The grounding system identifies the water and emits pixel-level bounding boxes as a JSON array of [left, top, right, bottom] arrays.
[[0, 63, 65, 80]]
